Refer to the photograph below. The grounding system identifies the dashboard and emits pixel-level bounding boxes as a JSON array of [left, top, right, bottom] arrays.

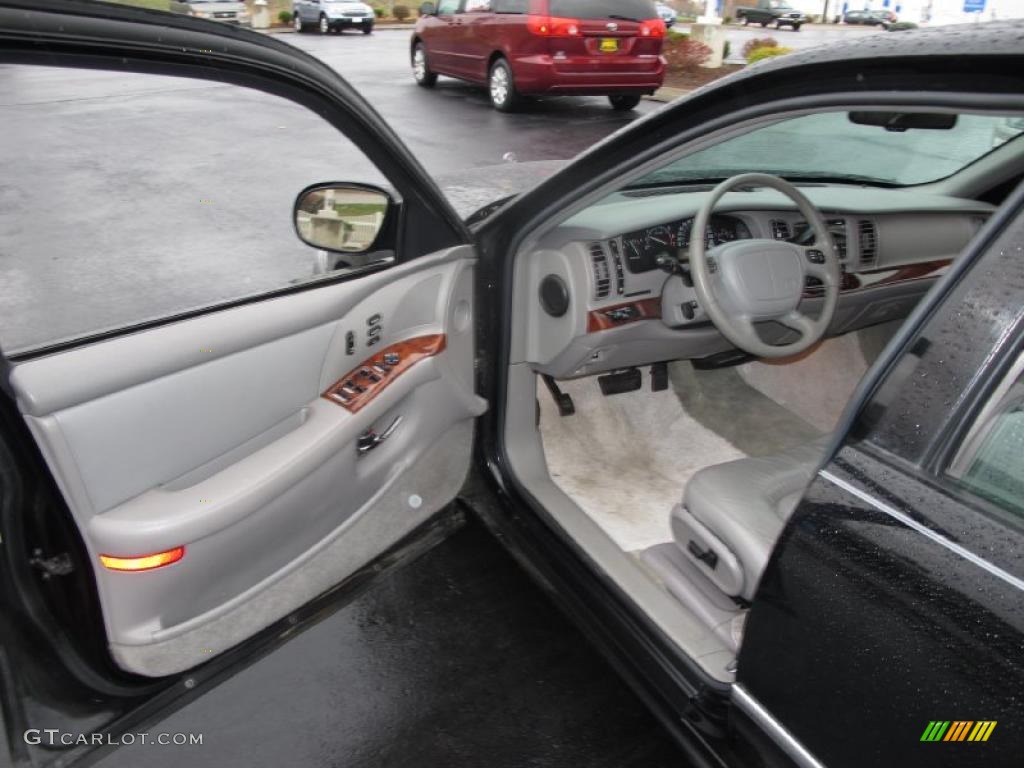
[[519, 184, 995, 379]]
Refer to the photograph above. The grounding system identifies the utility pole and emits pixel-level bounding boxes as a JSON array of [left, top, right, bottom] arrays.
[[822, 0, 831, 23]]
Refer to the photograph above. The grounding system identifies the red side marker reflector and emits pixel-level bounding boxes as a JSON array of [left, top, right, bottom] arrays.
[[100, 546, 185, 572]]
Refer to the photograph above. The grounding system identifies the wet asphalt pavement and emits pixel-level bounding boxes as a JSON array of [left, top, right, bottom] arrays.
[[89, 516, 685, 768]]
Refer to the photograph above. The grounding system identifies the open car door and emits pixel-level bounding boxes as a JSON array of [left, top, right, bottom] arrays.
[[0, 1, 484, 679]]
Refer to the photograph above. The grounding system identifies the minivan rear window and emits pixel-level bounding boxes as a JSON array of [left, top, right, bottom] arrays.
[[549, 0, 657, 20]]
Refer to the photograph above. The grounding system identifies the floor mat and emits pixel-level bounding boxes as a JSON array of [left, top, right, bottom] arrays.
[[538, 375, 745, 552]]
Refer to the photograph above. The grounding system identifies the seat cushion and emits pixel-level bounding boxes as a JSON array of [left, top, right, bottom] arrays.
[[677, 436, 829, 600]]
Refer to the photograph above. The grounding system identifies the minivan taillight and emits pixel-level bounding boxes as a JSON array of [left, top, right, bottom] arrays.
[[638, 19, 666, 38], [527, 15, 582, 37]]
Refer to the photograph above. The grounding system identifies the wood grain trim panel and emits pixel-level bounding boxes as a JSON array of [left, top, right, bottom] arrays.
[[803, 259, 952, 298], [586, 298, 662, 333], [322, 334, 446, 413]]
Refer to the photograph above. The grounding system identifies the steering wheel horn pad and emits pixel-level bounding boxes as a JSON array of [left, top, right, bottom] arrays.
[[712, 239, 806, 319]]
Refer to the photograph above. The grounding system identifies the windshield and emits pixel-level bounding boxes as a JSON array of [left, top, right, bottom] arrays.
[[550, 0, 657, 21], [635, 112, 1024, 188]]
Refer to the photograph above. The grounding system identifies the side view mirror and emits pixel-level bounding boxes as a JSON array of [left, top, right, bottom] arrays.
[[293, 183, 392, 255], [419, 2, 436, 16]]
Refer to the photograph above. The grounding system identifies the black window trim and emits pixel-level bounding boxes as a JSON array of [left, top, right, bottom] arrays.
[[0, 1, 470, 362]]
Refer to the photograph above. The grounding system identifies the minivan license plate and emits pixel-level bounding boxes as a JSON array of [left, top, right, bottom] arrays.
[[599, 38, 619, 53]]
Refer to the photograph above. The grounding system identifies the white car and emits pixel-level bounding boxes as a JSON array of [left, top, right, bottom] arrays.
[[656, 2, 677, 27], [294, 0, 375, 34]]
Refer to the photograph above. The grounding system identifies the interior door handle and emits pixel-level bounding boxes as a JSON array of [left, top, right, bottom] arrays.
[[356, 416, 403, 456]]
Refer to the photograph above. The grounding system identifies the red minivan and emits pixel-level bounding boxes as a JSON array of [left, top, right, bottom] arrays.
[[411, 0, 666, 111]]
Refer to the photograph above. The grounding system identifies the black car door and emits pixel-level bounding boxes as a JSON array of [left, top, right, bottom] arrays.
[[733, 184, 1024, 768]]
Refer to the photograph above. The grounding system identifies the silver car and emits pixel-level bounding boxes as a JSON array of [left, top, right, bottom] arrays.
[[171, 0, 251, 26], [294, 0, 375, 34]]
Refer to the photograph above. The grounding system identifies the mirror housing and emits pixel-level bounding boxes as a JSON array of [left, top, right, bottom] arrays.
[[293, 183, 392, 257], [848, 111, 958, 132], [419, 2, 436, 16]]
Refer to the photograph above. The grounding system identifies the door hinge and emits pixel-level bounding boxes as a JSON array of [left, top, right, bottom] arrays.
[[29, 549, 75, 579]]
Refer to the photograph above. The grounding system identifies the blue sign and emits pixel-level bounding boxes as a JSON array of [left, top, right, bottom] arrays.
[[963, 0, 986, 12]]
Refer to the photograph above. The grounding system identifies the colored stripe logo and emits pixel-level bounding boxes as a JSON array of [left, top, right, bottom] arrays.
[[920, 721, 996, 742]]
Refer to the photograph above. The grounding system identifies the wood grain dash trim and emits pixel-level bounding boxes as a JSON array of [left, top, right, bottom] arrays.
[[322, 334, 446, 414], [586, 298, 662, 333]]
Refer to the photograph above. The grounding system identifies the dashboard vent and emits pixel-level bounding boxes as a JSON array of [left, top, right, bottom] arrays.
[[858, 220, 878, 266], [589, 242, 611, 299], [770, 220, 790, 241], [607, 239, 625, 295]]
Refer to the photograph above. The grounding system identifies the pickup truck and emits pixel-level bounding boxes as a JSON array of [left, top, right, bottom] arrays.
[[736, 0, 807, 30]]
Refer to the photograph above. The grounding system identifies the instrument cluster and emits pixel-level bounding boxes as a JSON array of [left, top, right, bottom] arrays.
[[620, 215, 751, 273]]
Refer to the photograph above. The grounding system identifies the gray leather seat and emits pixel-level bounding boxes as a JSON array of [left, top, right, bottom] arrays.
[[671, 436, 829, 601]]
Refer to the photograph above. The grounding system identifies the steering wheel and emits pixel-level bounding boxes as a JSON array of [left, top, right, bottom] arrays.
[[687, 173, 841, 359]]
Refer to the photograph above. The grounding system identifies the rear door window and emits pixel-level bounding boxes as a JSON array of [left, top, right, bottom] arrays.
[[947, 352, 1024, 520], [549, 0, 656, 20]]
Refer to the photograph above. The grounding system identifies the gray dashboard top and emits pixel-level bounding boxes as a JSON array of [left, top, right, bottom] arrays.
[[548, 185, 995, 245]]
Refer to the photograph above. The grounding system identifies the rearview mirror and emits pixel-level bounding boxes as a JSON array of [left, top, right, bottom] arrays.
[[848, 111, 958, 132], [419, 2, 436, 15], [293, 183, 391, 255]]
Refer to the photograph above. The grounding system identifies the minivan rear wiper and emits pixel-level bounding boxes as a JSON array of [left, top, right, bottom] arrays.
[[607, 14, 641, 22]]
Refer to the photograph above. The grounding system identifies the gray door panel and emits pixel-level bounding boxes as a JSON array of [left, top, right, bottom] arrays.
[[10, 246, 484, 677]]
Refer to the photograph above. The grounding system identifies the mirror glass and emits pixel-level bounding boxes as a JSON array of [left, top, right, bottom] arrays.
[[294, 185, 389, 254]]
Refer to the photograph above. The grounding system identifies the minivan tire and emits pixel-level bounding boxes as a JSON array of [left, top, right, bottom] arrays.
[[412, 43, 437, 88], [294, 14, 305, 32], [609, 94, 641, 111], [489, 59, 520, 112], [363, 23, 374, 34]]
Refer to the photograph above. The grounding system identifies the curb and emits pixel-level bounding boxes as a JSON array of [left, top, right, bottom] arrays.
[[645, 86, 694, 103]]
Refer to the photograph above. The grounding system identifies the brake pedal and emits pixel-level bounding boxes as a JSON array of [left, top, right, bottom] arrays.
[[598, 367, 641, 396], [542, 374, 575, 417]]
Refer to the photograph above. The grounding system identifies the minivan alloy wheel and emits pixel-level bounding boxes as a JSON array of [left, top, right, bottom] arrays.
[[412, 44, 437, 87], [413, 47, 427, 81], [319, 15, 329, 34], [490, 67, 508, 105], [489, 60, 518, 112], [294, 14, 303, 32]]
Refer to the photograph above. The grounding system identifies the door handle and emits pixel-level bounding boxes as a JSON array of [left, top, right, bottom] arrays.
[[356, 416, 403, 456]]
